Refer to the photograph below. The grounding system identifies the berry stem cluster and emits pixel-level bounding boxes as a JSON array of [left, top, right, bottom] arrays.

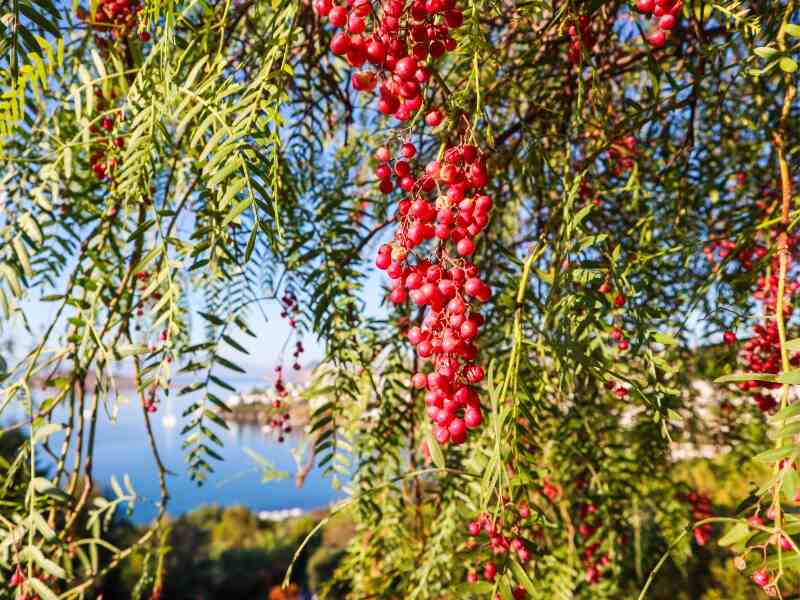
[[314, 0, 493, 446]]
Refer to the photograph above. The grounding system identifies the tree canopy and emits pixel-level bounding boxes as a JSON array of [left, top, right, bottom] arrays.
[[0, 0, 799, 597]]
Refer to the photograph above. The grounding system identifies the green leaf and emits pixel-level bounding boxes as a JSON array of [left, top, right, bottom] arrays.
[[221, 334, 249, 354], [779, 57, 798, 73], [714, 372, 777, 384], [12, 236, 32, 278], [424, 423, 445, 471], [509, 560, 536, 594], [199, 311, 226, 326], [753, 446, 796, 464], [32, 423, 61, 444], [215, 356, 246, 374], [28, 577, 59, 600], [30, 511, 56, 541], [783, 470, 800, 502], [753, 46, 778, 60], [221, 197, 251, 227], [652, 332, 679, 346], [778, 370, 800, 384], [785, 24, 800, 38], [24, 545, 66, 580], [771, 421, 800, 439], [771, 403, 800, 422], [453, 582, 494, 594], [718, 522, 751, 547]]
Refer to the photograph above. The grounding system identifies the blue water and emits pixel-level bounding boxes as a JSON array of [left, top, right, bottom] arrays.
[[4, 378, 345, 523]]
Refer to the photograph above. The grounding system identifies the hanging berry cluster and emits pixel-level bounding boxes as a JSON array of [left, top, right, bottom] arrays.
[[464, 507, 532, 597], [737, 237, 800, 412], [266, 288, 304, 443], [315, 0, 492, 446], [708, 222, 800, 413], [134, 269, 162, 319], [681, 490, 713, 546], [279, 289, 304, 370], [704, 237, 763, 274], [314, 0, 462, 121], [375, 140, 492, 447], [606, 134, 637, 176], [76, 0, 147, 46], [635, 0, 681, 48], [566, 15, 596, 65], [87, 87, 125, 182], [267, 367, 293, 443]]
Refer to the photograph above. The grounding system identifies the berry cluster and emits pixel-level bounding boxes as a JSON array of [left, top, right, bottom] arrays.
[[267, 370, 293, 444], [313, 0, 462, 121], [144, 384, 160, 413], [315, 0, 491, 445], [681, 490, 713, 546], [720, 232, 800, 413], [607, 135, 637, 176], [266, 288, 305, 443], [635, 0, 681, 48], [740, 505, 796, 595], [76, 0, 147, 44], [87, 88, 125, 182], [703, 238, 764, 274], [134, 269, 162, 318], [8, 566, 42, 600], [571, 501, 614, 584], [566, 16, 595, 65], [374, 140, 492, 445], [610, 326, 630, 352], [464, 506, 532, 598], [280, 289, 304, 370]]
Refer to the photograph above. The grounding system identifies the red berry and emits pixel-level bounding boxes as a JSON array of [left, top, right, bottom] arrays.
[[449, 418, 466, 443], [425, 109, 444, 126], [464, 406, 482, 428], [390, 287, 407, 304], [375, 146, 392, 162], [366, 39, 386, 64], [723, 330, 737, 345], [456, 238, 475, 256], [636, 0, 654, 11], [395, 56, 418, 80], [647, 30, 666, 47], [328, 5, 348, 27], [752, 569, 769, 587], [613, 294, 626, 307], [347, 14, 365, 33], [330, 32, 351, 55], [658, 14, 677, 30], [314, 0, 333, 14], [434, 424, 450, 444], [400, 142, 417, 159]]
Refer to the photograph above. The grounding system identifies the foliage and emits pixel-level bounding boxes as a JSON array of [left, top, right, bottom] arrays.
[[0, 0, 799, 598], [103, 504, 352, 599]]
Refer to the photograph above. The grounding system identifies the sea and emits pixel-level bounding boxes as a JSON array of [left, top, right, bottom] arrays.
[[2, 376, 345, 524]]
